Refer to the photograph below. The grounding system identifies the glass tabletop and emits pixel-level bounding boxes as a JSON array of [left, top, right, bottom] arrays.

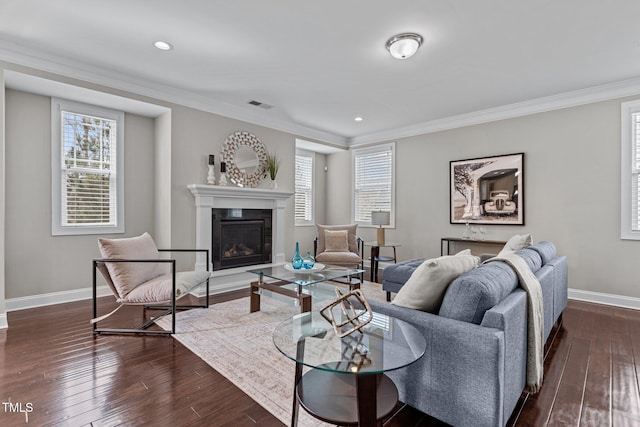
[[247, 264, 364, 286], [364, 241, 401, 248], [272, 311, 426, 374]]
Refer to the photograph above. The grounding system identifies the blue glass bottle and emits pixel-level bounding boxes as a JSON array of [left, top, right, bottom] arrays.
[[302, 251, 315, 269], [291, 242, 303, 269]]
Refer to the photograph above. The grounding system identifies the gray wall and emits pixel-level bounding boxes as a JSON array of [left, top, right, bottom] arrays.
[[327, 97, 640, 299], [4, 89, 156, 298], [2, 87, 308, 301], [167, 105, 298, 258], [2, 62, 640, 312], [292, 150, 329, 257], [0, 68, 5, 321], [154, 111, 172, 248]]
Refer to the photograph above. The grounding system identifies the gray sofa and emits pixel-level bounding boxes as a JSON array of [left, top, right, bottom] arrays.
[[369, 241, 568, 427]]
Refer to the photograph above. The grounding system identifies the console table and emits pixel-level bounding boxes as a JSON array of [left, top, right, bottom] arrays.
[[273, 311, 426, 426], [441, 237, 507, 256]]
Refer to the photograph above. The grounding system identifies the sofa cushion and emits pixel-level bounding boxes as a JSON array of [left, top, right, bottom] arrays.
[[529, 241, 557, 265], [391, 254, 480, 313], [122, 270, 210, 304], [97, 232, 164, 298], [383, 258, 425, 283], [315, 250, 362, 265], [439, 261, 519, 324], [324, 230, 349, 252], [514, 248, 543, 273], [498, 233, 532, 256]]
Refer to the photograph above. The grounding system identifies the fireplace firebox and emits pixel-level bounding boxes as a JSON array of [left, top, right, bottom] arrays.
[[212, 208, 272, 271]]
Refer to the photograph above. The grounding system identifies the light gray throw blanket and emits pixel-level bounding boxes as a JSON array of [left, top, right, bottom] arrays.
[[485, 253, 544, 393]]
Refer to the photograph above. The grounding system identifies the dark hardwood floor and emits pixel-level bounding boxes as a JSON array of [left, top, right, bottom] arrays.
[[1, 292, 638, 426]]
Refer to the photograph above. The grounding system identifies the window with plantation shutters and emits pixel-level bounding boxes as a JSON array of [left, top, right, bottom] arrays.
[[295, 151, 314, 225], [352, 143, 395, 225], [622, 100, 640, 240], [52, 99, 124, 235]]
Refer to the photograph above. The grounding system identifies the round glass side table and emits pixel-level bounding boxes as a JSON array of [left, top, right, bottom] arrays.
[[273, 310, 426, 426]]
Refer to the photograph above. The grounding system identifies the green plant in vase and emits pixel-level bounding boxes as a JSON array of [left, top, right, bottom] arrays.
[[266, 151, 279, 188]]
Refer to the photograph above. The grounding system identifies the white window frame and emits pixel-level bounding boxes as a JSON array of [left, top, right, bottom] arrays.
[[351, 142, 396, 227], [295, 149, 315, 226], [51, 98, 125, 235], [621, 99, 640, 240]]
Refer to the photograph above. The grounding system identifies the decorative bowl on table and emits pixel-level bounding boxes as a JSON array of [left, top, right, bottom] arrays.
[[284, 263, 325, 273]]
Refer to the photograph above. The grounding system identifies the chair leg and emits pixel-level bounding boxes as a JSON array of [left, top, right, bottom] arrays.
[[386, 291, 391, 302], [92, 261, 98, 334], [205, 278, 210, 308]]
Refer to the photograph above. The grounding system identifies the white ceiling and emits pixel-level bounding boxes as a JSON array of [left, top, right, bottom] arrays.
[[2, 0, 640, 147]]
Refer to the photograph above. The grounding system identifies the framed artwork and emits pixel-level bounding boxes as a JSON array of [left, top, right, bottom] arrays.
[[450, 153, 524, 225]]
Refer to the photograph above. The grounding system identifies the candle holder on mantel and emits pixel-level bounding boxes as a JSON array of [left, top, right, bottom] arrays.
[[207, 155, 216, 185], [219, 162, 228, 186]]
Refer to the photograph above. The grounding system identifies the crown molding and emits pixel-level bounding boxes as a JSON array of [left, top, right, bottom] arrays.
[[4, 40, 640, 149], [348, 76, 640, 146], [0, 41, 348, 147]]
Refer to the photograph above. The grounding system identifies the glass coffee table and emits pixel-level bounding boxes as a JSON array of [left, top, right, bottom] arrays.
[[247, 264, 364, 313], [273, 311, 427, 426]]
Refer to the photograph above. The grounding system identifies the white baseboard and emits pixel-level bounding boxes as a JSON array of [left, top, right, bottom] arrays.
[[5, 280, 249, 313], [4, 284, 638, 315], [569, 288, 640, 311], [5, 286, 114, 312]]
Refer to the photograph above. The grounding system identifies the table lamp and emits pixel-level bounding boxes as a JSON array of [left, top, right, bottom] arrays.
[[371, 211, 391, 245]]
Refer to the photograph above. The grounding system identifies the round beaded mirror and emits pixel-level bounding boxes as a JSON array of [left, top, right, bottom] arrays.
[[221, 131, 268, 187]]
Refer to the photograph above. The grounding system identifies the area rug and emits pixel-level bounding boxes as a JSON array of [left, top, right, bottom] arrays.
[[156, 281, 387, 426]]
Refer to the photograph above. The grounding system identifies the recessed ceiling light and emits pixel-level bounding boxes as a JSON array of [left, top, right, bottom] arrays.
[[354, 116, 364, 122], [153, 41, 173, 51], [386, 33, 423, 59]]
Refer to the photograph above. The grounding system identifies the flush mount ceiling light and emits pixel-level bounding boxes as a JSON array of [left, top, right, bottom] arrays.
[[153, 40, 173, 51], [354, 116, 364, 122], [385, 33, 423, 59]]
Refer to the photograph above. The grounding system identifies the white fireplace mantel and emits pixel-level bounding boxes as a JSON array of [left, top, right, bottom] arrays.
[[188, 184, 293, 275]]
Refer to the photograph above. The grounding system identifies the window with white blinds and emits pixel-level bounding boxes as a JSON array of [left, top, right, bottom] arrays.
[[352, 143, 395, 225], [295, 151, 314, 225], [52, 99, 124, 235], [621, 100, 640, 240]]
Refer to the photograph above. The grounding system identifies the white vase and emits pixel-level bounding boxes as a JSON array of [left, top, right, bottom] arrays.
[[269, 179, 277, 189]]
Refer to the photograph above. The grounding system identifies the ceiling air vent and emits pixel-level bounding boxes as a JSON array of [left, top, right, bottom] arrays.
[[248, 100, 274, 110]]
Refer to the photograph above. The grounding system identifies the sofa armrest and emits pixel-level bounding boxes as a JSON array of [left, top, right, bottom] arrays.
[[368, 299, 510, 427], [481, 289, 528, 424], [546, 255, 568, 321]]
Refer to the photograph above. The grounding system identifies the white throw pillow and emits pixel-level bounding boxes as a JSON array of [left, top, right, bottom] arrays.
[[391, 253, 480, 313], [498, 233, 533, 257]]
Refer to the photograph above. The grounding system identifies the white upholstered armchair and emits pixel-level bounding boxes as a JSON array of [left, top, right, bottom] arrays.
[[313, 224, 364, 283], [92, 232, 210, 335]]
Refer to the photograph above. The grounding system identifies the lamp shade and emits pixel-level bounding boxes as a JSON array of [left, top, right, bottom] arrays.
[[371, 211, 391, 226]]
